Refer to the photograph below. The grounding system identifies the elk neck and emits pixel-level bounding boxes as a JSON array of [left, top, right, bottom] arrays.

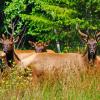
[[84, 50, 97, 66], [5, 49, 14, 67]]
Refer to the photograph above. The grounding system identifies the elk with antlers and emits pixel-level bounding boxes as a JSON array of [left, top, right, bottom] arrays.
[[0, 34, 35, 67], [0, 34, 20, 67], [78, 28, 100, 65], [18, 28, 100, 82]]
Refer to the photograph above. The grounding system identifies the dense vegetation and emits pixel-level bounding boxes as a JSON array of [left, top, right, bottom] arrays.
[[0, 67, 100, 100], [0, 0, 100, 51]]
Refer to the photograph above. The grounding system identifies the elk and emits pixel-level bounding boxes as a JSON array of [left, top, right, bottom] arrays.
[[19, 52, 89, 83], [0, 34, 34, 67], [28, 41, 55, 53], [78, 29, 100, 65], [0, 34, 19, 67], [19, 29, 100, 82]]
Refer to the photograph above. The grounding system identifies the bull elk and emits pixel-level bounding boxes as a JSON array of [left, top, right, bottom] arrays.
[[78, 28, 100, 65], [19, 29, 100, 82], [28, 41, 55, 53], [0, 34, 34, 67], [0, 34, 20, 67]]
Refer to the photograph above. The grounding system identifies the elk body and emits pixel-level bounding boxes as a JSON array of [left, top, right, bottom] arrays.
[[19, 52, 98, 83], [19, 29, 100, 81], [15, 49, 34, 59]]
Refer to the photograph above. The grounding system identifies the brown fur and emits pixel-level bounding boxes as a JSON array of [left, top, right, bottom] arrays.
[[28, 41, 55, 53], [19, 53, 90, 69], [15, 50, 34, 60], [46, 50, 55, 53], [14, 49, 55, 60], [19, 52, 100, 83], [85, 57, 100, 76], [19, 53, 87, 81]]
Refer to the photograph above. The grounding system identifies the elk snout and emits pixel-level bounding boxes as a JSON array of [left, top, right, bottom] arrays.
[[3, 45, 11, 53], [90, 45, 96, 55]]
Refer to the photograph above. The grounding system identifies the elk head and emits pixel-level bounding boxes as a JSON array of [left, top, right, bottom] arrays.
[[0, 34, 19, 53], [0, 34, 19, 67], [0, 34, 14, 53], [28, 41, 49, 53], [78, 29, 100, 63]]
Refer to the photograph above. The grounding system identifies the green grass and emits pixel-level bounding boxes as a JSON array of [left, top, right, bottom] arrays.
[[0, 67, 100, 100]]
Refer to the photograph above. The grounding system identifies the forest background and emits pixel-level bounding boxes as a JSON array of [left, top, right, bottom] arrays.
[[0, 0, 100, 52]]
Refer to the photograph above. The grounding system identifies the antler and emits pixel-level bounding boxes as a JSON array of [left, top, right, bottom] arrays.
[[78, 29, 88, 38], [76, 23, 88, 38], [0, 38, 3, 43], [96, 32, 100, 41], [14, 36, 19, 43], [77, 28, 88, 42], [96, 32, 100, 37], [10, 34, 14, 42]]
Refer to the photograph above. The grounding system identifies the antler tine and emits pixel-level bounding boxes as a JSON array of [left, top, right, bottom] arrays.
[[10, 34, 14, 41], [14, 36, 19, 43], [76, 23, 88, 38], [28, 41, 35, 46], [78, 29, 88, 38]]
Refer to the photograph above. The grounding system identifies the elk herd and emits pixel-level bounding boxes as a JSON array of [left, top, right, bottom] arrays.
[[0, 28, 100, 81]]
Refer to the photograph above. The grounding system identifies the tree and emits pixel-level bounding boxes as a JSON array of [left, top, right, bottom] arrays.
[[2, 0, 100, 51]]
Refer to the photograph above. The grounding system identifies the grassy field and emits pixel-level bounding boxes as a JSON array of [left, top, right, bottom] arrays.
[[0, 66, 100, 100]]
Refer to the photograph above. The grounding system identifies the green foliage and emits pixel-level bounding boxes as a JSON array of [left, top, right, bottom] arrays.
[[1, 0, 100, 50]]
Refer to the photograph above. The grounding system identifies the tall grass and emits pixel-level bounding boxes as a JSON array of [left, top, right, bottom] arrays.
[[0, 66, 100, 100]]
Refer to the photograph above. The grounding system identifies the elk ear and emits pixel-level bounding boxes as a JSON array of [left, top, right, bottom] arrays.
[[43, 41, 50, 47], [82, 37, 88, 43], [2, 34, 6, 40], [35, 42, 38, 46], [44, 42, 49, 47], [46, 40, 50, 46], [14, 36, 19, 43], [0, 38, 3, 43], [28, 41, 35, 47], [28, 41, 32, 44]]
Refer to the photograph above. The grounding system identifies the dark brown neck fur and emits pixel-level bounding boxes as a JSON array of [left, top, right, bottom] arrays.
[[5, 49, 14, 67]]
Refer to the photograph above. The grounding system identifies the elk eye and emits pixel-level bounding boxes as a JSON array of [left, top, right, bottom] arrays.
[[93, 44, 96, 47]]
